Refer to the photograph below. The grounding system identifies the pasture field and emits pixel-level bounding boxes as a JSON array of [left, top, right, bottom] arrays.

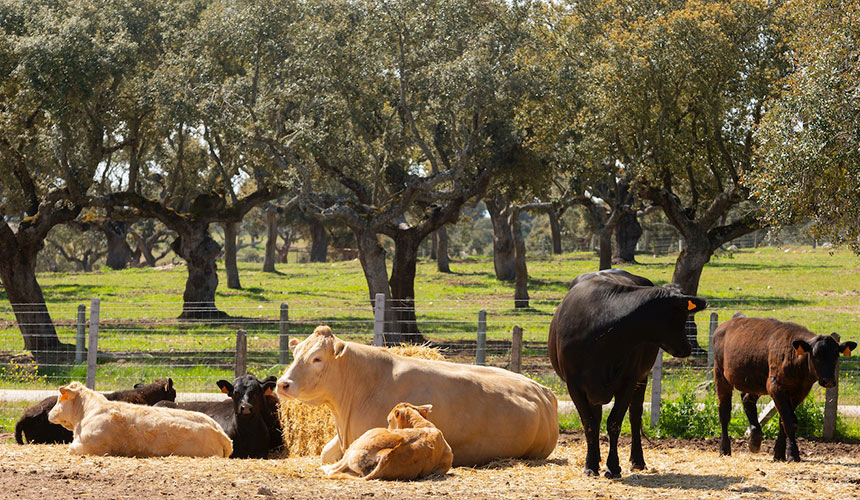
[[0, 431, 857, 499], [1, 246, 860, 435]]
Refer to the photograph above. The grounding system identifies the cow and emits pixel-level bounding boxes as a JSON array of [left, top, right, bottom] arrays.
[[15, 378, 176, 445], [548, 269, 707, 478], [277, 325, 558, 467], [713, 314, 856, 461], [48, 381, 232, 457], [322, 402, 453, 480], [155, 374, 282, 458]]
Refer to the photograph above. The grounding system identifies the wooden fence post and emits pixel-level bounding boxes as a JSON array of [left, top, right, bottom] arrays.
[[708, 312, 718, 370], [235, 328, 247, 378], [279, 303, 290, 364], [76, 304, 86, 364], [86, 298, 99, 390], [650, 349, 663, 429], [373, 293, 385, 347], [510, 325, 523, 373], [823, 333, 840, 439], [476, 310, 487, 365]]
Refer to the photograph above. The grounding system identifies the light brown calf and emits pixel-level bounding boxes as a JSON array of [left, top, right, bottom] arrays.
[[321, 403, 453, 480], [48, 381, 232, 458]]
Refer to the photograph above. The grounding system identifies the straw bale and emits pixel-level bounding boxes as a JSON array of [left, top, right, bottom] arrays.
[[277, 343, 445, 457]]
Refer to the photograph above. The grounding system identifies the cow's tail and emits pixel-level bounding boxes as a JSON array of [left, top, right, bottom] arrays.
[[14, 419, 26, 445]]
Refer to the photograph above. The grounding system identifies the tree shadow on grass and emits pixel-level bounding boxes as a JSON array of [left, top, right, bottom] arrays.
[[622, 472, 747, 491]]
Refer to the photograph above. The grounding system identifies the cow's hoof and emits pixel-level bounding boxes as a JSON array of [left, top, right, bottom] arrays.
[[630, 461, 646, 471], [583, 468, 598, 477], [773, 455, 786, 462], [604, 470, 622, 479], [748, 429, 763, 453], [788, 454, 801, 463], [719, 446, 731, 457]]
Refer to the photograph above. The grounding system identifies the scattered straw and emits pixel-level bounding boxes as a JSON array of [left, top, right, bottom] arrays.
[[277, 343, 445, 457]]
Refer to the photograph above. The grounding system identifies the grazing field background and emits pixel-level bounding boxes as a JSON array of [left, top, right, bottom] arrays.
[[1, 245, 859, 439]]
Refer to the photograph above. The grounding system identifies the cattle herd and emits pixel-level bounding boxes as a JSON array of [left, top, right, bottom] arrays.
[[11, 270, 857, 482]]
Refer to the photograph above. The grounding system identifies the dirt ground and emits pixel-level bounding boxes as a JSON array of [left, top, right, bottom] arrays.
[[0, 432, 858, 500]]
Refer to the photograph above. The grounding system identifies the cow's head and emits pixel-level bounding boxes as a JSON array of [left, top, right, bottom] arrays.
[[134, 378, 177, 403], [277, 325, 347, 405], [652, 292, 707, 358], [218, 374, 276, 419], [793, 334, 856, 388], [48, 381, 86, 431], [387, 402, 433, 430]]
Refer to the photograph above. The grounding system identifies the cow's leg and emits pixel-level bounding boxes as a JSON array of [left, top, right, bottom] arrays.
[[321, 435, 344, 464], [628, 378, 647, 471], [715, 368, 733, 456], [740, 393, 763, 453], [605, 384, 636, 479], [773, 394, 801, 462], [568, 383, 602, 476], [773, 414, 787, 462]]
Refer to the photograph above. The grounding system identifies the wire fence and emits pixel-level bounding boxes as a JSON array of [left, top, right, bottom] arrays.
[[1, 296, 858, 430]]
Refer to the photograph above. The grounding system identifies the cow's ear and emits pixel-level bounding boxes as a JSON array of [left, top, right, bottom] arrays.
[[417, 404, 432, 417], [262, 379, 276, 396], [165, 378, 174, 391], [840, 341, 857, 357], [217, 380, 234, 396], [134, 383, 143, 389], [684, 296, 707, 313], [58, 386, 71, 402], [792, 340, 811, 356], [289, 338, 300, 352], [333, 339, 348, 359]]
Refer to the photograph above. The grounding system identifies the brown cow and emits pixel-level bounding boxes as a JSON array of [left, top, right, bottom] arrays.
[[713, 314, 856, 461]]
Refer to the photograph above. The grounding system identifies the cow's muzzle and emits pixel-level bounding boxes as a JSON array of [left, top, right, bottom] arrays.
[[277, 379, 295, 398], [818, 378, 837, 389]]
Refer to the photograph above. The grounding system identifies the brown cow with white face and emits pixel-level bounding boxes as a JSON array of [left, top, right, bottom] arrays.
[[714, 314, 856, 462], [277, 326, 558, 467]]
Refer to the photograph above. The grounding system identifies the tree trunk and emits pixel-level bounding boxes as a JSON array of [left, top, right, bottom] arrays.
[[171, 226, 226, 320], [131, 232, 158, 267], [223, 222, 241, 290], [435, 227, 451, 273], [671, 231, 712, 296], [509, 209, 530, 309], [548, 208, 563, 255], [0, 228, 72, 364], [354, 229, 400, 344], [612, 209, 642, 264], [308, 217, 328, 263], [598, 224, 613, 271], [389, 230, 427, 344], [485, 197, 516, 281], [430, 231, 438, 261], [102, 221, 133, 270], [263, 209, 277, 273]]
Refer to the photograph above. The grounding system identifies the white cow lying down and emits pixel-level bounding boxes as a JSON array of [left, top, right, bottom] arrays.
[[278, 326, 558, 466], [322, 402, 453, 480], [48, 381, 232, 457]]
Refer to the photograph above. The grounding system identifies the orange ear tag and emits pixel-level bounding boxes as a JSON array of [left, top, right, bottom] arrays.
[[687, 300, 696, 311], [59, 393, 69, 402], [844, 347, 852, 357], [795, 346, 806, 356], [221, 386, 230, 394]]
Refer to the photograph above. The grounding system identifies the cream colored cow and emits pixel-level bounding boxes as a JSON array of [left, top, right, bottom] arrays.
[[277, 326, 558, 466], [322, 402, 453, 480], [48, 381, 232, 457]]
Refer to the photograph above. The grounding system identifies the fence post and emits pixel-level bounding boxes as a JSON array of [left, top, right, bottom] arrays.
[[86, 298, 99, 390], [235, 328, 247, 378], [650, 349, 663, 429], [373, 293, 385, 347], [823, 333, 840, 439], [476, 310, 487, 365], [279, 303, 290, 364], [510, 325, 523, 373], [75, 304, 86, 364], [707, 312, 718, 370]]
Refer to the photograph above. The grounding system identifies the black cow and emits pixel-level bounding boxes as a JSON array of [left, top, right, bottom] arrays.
[[548, 269, 707, 478], [156, 374, 282, 458], [714, 315, 856, 461], [15, 378, 176, 444]]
